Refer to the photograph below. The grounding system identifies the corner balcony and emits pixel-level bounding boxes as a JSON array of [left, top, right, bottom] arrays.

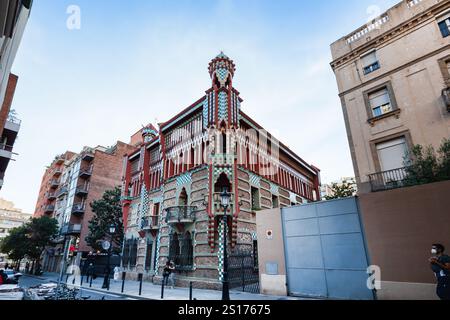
[[4, 113, 21, 134], [368, 167, 408, 192], [49, 179, 60, 189], [56, 186, 68, 198], [0, 144, 14, 161], [141, 215, 160, 231], [47, 192, 57, 200], [81, 151, 94, 162], [53, 168, 63, 177], [72, 203, 86, 216], [79, 167, 93, 178], [44, 205, 55, 214], [61, 223, 82, 236], [75, 186, 89, 197], [165, 206, 197, 225]]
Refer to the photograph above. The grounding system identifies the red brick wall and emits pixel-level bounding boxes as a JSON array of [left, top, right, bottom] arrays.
[[78, 141, 136, 252]]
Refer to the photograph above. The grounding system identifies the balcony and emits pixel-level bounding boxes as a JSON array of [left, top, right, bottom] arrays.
[[56, 186, 68, 198], [165, 206, 197, 225], [60, 223, 82, 236], [442, 87, 450, 112], [79, 167, 93, 178], [53, 168, 63, 177], [44, 205, 55, 214], [75, 186, 89, 197], [0, 144, 14, 160], [369, 167, 409, 192], [141, 215, 160, 230], [82, 152, 94, 162], [49, 179, 60, 189], [4, 113, 21, 134], [55, 155, 65, 165], [72, 203, 86, 216], [47, 192, 57, 200]]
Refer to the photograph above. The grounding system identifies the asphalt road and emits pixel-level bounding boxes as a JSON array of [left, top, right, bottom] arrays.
[[19, 275, 136, 300]]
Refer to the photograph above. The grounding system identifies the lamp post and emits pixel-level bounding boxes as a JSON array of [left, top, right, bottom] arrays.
[[102, 223, 116, 290], [220, 188, 231, 301]]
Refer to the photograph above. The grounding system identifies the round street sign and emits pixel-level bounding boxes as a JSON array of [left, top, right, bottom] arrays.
[[102, 240, 111, 251]]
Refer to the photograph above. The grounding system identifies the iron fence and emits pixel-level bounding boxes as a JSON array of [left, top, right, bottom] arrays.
[[368, 167, 409, 192], [227, 246, 260, 294]]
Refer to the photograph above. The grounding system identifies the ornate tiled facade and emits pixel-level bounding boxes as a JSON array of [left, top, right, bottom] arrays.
[[121, 53, 321, 289]]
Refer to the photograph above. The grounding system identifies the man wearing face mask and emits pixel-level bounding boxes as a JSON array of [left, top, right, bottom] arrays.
[[429, 244, 450, 300]]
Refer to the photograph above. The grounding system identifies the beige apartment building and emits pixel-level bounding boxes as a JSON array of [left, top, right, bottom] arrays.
[[331, 0, 450, 299]]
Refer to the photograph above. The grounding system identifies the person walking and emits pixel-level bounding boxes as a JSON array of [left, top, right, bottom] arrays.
[[429, 243, 450, 300], [163, 260, 176, 289]]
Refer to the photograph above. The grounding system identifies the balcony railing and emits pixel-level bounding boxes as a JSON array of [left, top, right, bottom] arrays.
[[44, 205, 55, 213], [60, 223, 82, 236], [165, 206, 197, 224], [72, 203, 86, 216], [79, 167, 93, 178], [53, 168, 63, 177], [82, 152, 94, 162], [368, 167, 409, 192], [56, 186, 68, 198], [141, 215, 160, 230], [49, 179, 60, 189], [47, 192, 57, 200], [75, 186, 89, 196], [0, 144, 13, 152]]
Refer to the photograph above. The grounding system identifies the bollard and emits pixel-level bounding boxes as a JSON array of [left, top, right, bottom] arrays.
[[138, 273, 143, 296], [121, 272, 126, 293], [161, 278, 165, 299], [189, 282, 193, 301]]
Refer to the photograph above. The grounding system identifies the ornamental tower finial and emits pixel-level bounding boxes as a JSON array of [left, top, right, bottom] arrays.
[[208, 52, 236, 88]]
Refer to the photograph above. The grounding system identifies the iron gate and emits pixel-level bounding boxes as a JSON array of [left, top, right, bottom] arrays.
[[227, 246, 260, 294]]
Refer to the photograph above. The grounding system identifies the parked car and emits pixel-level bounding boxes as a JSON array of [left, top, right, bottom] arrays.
[[2, 269, 22, 284]]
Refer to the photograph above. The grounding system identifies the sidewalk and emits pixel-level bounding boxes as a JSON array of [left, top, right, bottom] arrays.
[[28, 272, 309, 301]]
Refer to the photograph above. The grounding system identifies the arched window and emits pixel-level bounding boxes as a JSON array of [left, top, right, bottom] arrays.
[[214, 172, 231, 193], [169, 232, 180, 266], [179, 188, 188, 206]]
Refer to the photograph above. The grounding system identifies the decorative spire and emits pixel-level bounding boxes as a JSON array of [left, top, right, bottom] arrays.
[[208, 52, 236, 87]]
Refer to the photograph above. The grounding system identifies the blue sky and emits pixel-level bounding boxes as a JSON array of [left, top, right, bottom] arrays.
[[3, 0, 399, 213]]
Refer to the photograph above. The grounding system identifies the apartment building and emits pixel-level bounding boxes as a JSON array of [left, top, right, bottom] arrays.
[[0, 1, 33, 189], [36, 142, 135, 273], [331, 0, 450, 299], [120, 53, 321, 290]]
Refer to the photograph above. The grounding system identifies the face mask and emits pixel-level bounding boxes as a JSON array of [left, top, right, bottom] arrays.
[[431, 249, 438, 255]]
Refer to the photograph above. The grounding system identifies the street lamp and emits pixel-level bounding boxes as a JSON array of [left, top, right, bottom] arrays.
[[102, 223, 116, 290], [220, 187, 231, 301]]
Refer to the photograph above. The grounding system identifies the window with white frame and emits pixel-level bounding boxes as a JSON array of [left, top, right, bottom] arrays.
[[438, 17, 450, 38], [369, 88, 393, 117], [361, 51, 380, 75]]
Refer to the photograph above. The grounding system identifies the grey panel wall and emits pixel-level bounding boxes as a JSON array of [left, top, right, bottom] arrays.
[[281, 197, 374, 300]]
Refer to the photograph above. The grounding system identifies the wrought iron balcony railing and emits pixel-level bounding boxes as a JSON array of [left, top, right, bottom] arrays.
[[56, 186, 68, 198], [75, 186, 89, 196], [60, 223, 82, 236], [47, 192, 57, 200], [141, 215, 160, 230], [368, 167, 409, 192], [79, 167, 93, 178], [44, 205, 55, 213], [72, 203, 86, 216], [50, 179, 60, 188], [165, 206, 197, 224]]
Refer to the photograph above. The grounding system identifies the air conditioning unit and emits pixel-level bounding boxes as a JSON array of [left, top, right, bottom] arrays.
[[443, 87, 450, 112]]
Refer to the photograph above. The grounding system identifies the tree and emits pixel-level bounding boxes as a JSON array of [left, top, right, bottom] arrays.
[[0, 216, 58, 273], [324, 178, 356, 200], [25, 216, 59, 271], [0, 226, 29, 269], [85, 187, 124, 254]]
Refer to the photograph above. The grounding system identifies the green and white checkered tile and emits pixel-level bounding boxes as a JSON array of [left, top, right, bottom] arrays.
[[177, 172, 192, 187], [249, 172, 261, 187]]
